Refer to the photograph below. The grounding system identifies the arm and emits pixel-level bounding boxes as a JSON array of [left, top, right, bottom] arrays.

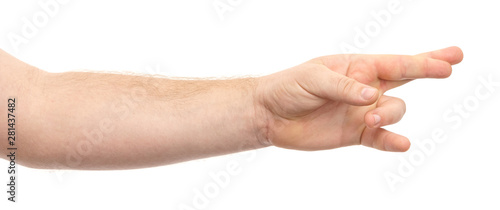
[[0, 47, 463, 170], [0, 50, 266, 170]]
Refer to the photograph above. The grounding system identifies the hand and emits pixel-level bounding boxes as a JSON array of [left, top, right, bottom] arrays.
[[254, 47, 463, 151]]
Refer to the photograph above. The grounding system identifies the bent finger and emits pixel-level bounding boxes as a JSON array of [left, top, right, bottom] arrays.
[[364, 95, 406, 128], [296, 65, 380, 106], [361, 128, 410, 152]]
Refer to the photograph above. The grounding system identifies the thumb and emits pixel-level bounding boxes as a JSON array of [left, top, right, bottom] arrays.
[[299, 65, 379, 105]]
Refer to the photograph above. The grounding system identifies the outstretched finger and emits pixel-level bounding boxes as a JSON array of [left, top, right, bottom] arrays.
[[380, 46, 463, 90], [310, 46, 463, 91], [417, 46, 464, 65], [371, 54, 453, 81]]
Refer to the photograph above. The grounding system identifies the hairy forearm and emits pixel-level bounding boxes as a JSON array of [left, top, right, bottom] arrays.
[[14, 70, 268, 169]]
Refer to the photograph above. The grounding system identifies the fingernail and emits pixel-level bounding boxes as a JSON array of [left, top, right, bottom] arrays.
[[361, 87, 377, 101], [372, 114, 381, 126]]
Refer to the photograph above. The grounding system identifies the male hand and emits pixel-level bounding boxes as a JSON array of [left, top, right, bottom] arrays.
[[255, 47, 463, 152]]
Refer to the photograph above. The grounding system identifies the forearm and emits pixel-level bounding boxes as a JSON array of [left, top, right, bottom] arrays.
[[15, 70, 268, 169]]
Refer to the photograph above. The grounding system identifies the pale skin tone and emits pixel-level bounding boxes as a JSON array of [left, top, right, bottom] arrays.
[[0, 47, 463, 170]]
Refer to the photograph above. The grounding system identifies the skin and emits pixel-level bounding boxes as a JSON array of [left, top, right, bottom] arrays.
[[257, 46, 463, 151], [0, 47, 463, 170]]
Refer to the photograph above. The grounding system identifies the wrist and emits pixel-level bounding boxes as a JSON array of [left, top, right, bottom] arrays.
[[251, 76, 272, 147]]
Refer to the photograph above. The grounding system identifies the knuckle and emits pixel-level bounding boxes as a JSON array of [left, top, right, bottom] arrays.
[[399, 56, 408, 79], [337, 76, 356, 97], [422, 57, 430, 77]]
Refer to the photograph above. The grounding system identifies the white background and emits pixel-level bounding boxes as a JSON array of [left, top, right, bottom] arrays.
[[1, 0, 499, 209]]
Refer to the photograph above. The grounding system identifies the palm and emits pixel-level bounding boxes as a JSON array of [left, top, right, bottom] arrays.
[[259, 47, 463, 151]]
